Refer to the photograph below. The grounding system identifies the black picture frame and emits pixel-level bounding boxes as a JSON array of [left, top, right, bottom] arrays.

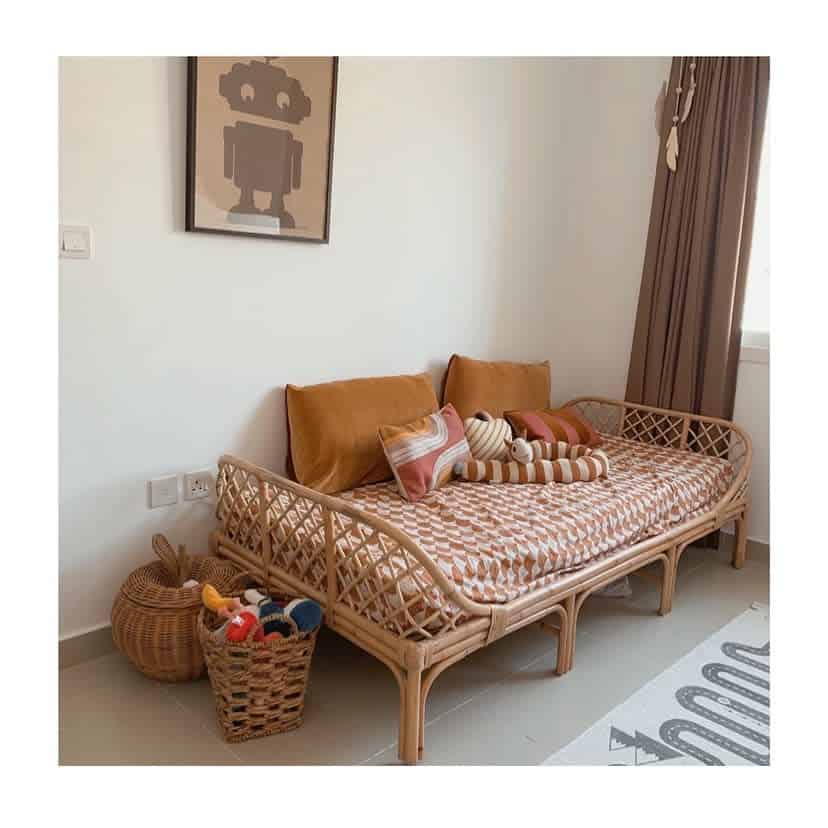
[[185, 56, 338, 244]]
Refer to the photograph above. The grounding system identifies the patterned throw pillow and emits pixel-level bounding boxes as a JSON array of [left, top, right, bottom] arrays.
[[505, 406, 602, 447], [463, 411, 512, 461], [379, 404, 472, 502]]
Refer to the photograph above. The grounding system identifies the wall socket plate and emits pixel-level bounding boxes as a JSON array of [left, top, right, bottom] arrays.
[[184, 470, 213, 501], [148, 475, 178, 508]]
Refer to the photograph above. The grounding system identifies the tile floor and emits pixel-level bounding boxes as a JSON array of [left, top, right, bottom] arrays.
[[59, 542, 769, 765]]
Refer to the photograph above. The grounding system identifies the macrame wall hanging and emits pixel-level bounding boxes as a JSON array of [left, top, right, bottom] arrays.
[[665, 58, 697, 172]]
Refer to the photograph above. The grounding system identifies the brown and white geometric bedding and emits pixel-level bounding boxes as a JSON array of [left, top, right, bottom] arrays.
[[221, 434, 732, 634], [339, 434, 732, 607]]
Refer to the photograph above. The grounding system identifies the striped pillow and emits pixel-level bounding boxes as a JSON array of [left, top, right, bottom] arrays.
[[463, 411, 511, 461], [379, 403, 472, 502], [505, 406, 601, 448]]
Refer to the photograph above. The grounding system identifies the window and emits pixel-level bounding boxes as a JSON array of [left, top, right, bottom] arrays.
[[741, 106, 769, 343]]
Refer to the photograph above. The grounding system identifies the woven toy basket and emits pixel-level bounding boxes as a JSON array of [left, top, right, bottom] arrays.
[[111, 535, 240, 682], [197, 586, 319, 743]]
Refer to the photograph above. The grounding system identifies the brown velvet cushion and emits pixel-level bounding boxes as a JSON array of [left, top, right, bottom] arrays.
[[286, 373, 439, 494], [441, 354, 551, 419]]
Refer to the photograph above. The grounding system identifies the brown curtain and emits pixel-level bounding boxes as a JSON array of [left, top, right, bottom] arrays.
[[626, 57, 769, 420]]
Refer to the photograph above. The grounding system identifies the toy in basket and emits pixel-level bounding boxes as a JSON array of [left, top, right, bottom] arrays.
[[111, 534, 240, 681], [197, 582, 322, 743]]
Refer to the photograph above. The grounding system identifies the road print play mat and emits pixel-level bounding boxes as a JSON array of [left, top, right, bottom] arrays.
[[544, 603, 769, 766]]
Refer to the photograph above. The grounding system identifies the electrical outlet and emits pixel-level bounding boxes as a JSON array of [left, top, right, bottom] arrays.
[[184, 469, 213, 501], [148, 475, 178, 508]]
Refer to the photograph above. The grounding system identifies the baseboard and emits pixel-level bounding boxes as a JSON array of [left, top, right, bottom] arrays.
[[59, 624, 115, 669], [745, 538, 769, 562], [713, 533, 770, 563]]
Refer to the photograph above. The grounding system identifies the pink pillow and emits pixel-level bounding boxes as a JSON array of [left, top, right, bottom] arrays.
[[378, 404, 472, 502], [505, 407, 602, 448]]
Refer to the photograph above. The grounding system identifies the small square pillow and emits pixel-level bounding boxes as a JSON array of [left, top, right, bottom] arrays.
[[505, 406, 602, 447], [379, 403, 472, 502]]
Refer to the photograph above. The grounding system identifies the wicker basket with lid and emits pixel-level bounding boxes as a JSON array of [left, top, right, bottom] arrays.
[[111, 534, 240, 681]]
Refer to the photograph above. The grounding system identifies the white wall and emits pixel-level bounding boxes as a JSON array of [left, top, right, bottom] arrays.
[[731, 353, 770, 543], [547, 57, 670, 404], [59, 56, 671, 638]]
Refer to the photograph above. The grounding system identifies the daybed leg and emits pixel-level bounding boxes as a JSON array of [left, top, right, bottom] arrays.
[[659, 547, 677, 616], [557, 596, 575, 675], [208, 529, 220, 557], [568, 594, 587, 671], [541, 604, 573, 675], [733, 510, 749, 569], [418, 688, 427, 759], [399, 668, 422, 765]]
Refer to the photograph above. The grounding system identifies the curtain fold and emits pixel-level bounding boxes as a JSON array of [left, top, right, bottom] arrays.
[[626, 57, 769, 420]]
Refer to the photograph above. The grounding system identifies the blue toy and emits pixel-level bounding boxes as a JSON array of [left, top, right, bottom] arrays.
[[243, 588, 323, 635], [256, 600, 293, 637], [283, 597, 323, 632]]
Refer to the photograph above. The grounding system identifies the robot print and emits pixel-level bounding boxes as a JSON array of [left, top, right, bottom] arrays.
[[187, 57, 337, 243]]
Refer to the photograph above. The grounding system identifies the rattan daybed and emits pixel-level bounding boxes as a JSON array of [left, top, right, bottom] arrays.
[[210, 397, 751, 764]]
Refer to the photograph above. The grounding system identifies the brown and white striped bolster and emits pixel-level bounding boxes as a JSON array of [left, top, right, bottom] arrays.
[[527, 440, 594, 461], [454, 451, 610, 484]]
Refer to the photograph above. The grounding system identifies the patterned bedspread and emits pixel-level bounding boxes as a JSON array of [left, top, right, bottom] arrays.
[[338, 435, 733, 605]]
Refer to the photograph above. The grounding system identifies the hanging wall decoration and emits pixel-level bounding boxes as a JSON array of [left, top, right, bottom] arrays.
[[186, 57, 338, 243], [665, 58, 697, 173]]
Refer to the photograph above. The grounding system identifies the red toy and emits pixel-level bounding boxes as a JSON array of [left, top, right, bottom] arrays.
[[224, 610, 259, 642]]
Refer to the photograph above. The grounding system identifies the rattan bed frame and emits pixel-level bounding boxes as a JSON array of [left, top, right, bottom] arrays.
[[210, 397, 751, 764]]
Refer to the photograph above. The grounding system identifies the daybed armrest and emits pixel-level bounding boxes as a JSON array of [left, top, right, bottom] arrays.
[[564, 397, 752, 518], [213, 455, 491, 644]]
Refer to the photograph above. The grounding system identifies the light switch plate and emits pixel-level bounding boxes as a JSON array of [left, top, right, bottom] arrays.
[[59, 224, 92, 259], [148, 475, 178, 508]]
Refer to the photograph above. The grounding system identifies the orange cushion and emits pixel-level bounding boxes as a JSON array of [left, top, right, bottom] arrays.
[[441, 354, 551, 419], [505, 407, 602, 448], [379, 404, 471, 502], [286, 373, 439, 494]]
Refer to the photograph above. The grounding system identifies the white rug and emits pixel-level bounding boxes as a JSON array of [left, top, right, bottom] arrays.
[[544, 603, 769, 766]]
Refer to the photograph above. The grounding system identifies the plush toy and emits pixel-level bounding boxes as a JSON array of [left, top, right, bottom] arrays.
[[283, 598, 323, 632], [243, 588, 272, 608], [245, 589, 323, 633], [463, 410, 512, 461], [505, 437, 597, 464], [257, 600, 294, 638], [202, 583, 261, 642], [224, 611, 259, 642], [205, 585, 323, 642], [504, 436, 534, 464], [202, 583, 242, 618], [454, 438, 610, 485]]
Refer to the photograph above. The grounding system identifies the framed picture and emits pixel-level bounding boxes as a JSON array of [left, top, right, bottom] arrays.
[[186, 57, 338, 243]]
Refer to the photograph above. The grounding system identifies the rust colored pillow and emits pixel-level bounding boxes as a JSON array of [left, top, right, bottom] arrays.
[[505, 407, 602, 448], [441, 354, 551, 419], [379, 404, 472, 502], [286, 373, 439, 494]]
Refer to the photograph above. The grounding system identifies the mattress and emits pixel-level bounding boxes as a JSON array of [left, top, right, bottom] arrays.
[[338, 434, 733, 606], [220, 434, 733, 636]]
